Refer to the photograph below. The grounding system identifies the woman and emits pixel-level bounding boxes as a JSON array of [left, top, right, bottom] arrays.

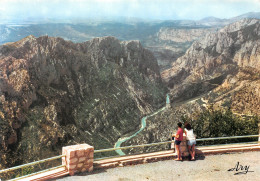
[[184, 123, 196, 161], [173, 122, 183, 161]]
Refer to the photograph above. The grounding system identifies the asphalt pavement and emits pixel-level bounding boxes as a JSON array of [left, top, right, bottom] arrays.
[[57, 151, 260, 181]]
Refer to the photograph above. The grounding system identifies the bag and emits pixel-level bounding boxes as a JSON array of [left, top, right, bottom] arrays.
[[171, 136, 175, 152]]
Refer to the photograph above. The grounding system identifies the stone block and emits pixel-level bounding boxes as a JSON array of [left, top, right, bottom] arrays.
[[87, 158, 94, 165], [70, 157, 78, 164], [69, 150, 76, 158], [88, 166, 93, 172], [69, 164, 77, 169], [89, 151, 94, 159], [62, 144, 94, 174], [81, 168, 87, 172], [83, 164, 90, 169], [180, 145, 186, 149], [77, 163, 83, 168], [181, 142, 186, 146], [79, 157, 86, 163], [182, 151, 190, 157], [77, 149, 85, 157], [84, 160, 89, 166]]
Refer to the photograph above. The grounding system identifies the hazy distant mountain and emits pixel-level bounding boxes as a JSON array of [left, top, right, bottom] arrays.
[[1, 12, 260, 71], [0, 21, 212, 71], [198, 12, 260, 27], [231, 12, 260, 21], [200, 16, 225, 22]]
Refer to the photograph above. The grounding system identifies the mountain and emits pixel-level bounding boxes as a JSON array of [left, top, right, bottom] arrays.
[[199, 12, 260, 26], [119, 19, 260, 154], [1, 13, 260, 168], [231, 12, 260, 21], [145, 26, 215, 70], [199, 16, 229, 26], [0, 35, 167, 167], [161, 18, 260, 115], [1, 12, 260, 72], [201, 16, 223, 22], [0, 21, 213, 72]]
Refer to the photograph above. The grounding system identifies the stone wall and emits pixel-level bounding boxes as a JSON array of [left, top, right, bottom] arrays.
[[180, 135, 190, 157], [62, 144, 94, 175], [172, 134, 190, 157]]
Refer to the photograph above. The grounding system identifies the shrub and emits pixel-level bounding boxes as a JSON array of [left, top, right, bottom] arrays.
[[182, 106, 259, 145]]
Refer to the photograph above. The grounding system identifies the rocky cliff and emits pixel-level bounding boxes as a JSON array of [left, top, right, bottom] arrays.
[[0, 36, 167, 167], [162, 18, 260, 115], [122, 19, 260, 151], [144, 27, 215, 71], [158, 27, 214, 43]]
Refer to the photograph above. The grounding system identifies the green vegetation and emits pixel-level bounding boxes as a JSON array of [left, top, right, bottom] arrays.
[[2, 160, 61, 180], [181, 106, 259, 145], [125, 65, 167, 107], [15, 166, 34, 178], [75, 62, 166, 158]]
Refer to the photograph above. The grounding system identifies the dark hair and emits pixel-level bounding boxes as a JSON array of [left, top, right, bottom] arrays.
[[177, 122, 182, 128], [185, 122, 192, 130]]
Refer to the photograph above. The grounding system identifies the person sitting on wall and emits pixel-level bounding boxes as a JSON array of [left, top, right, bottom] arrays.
[[184, 122, 196, 161], [172, 122, 183, 161]]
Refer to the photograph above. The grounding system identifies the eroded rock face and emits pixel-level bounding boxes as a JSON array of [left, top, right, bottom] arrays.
[[158, 28, 214, 43], [162, 19, 260, 103], [0, 35, 166, 166], [144, 27, 215, 71], [207, 67, 260, 116]]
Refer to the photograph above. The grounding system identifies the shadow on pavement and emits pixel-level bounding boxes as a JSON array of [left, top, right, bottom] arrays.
[[181, 148, 206, 161]]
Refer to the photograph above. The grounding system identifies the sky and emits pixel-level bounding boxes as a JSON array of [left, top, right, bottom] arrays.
[[0, 0, 260, 22]]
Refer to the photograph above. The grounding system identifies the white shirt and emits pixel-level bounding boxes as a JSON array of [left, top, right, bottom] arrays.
[[185, 128, 196, 140]]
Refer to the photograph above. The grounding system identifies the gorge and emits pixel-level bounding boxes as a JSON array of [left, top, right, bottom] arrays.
[[1, 17, 260, 169], [0, 35, 167, 167]]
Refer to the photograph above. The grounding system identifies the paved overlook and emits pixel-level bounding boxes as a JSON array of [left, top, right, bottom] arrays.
[[58, 151, 260, 181]]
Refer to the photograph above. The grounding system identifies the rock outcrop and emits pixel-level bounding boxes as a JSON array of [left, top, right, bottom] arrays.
[[158, 28, 214, 43], [0, 36, 166, 167], [144, 27, 215, 70], [162, 19, 260, 115]]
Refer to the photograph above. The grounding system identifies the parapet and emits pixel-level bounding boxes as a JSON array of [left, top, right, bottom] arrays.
[[62, 144, 94, 176]]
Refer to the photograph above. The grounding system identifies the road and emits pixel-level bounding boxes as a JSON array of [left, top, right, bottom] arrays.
[[58, 151, 260, 181]]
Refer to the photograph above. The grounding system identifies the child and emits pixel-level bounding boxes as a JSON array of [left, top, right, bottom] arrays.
[[173, 122, 183, 161]]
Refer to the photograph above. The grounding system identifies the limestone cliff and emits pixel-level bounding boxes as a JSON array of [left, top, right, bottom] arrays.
[[0, 36, 167, 166], [158, 27, 214, 43], [144, 27, 215, 70], [161, 18, 260, 115]]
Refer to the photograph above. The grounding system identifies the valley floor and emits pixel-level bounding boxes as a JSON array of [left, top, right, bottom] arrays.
[[58, 151, 260, 181]]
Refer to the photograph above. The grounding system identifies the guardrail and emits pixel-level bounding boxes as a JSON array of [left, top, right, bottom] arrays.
[[0, 154, 65, 180], [9, 165, 66, 181], [0, 134, 259, 180], [94, 134, 259, 160]]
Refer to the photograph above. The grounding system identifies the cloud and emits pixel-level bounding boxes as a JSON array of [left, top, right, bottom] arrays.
[[0, 0, 259, 21], [176, 0, 260, 2], [1, 0, 260, 3]]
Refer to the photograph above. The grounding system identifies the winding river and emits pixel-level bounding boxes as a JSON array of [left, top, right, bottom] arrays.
[[114, 94, 170, 155]]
